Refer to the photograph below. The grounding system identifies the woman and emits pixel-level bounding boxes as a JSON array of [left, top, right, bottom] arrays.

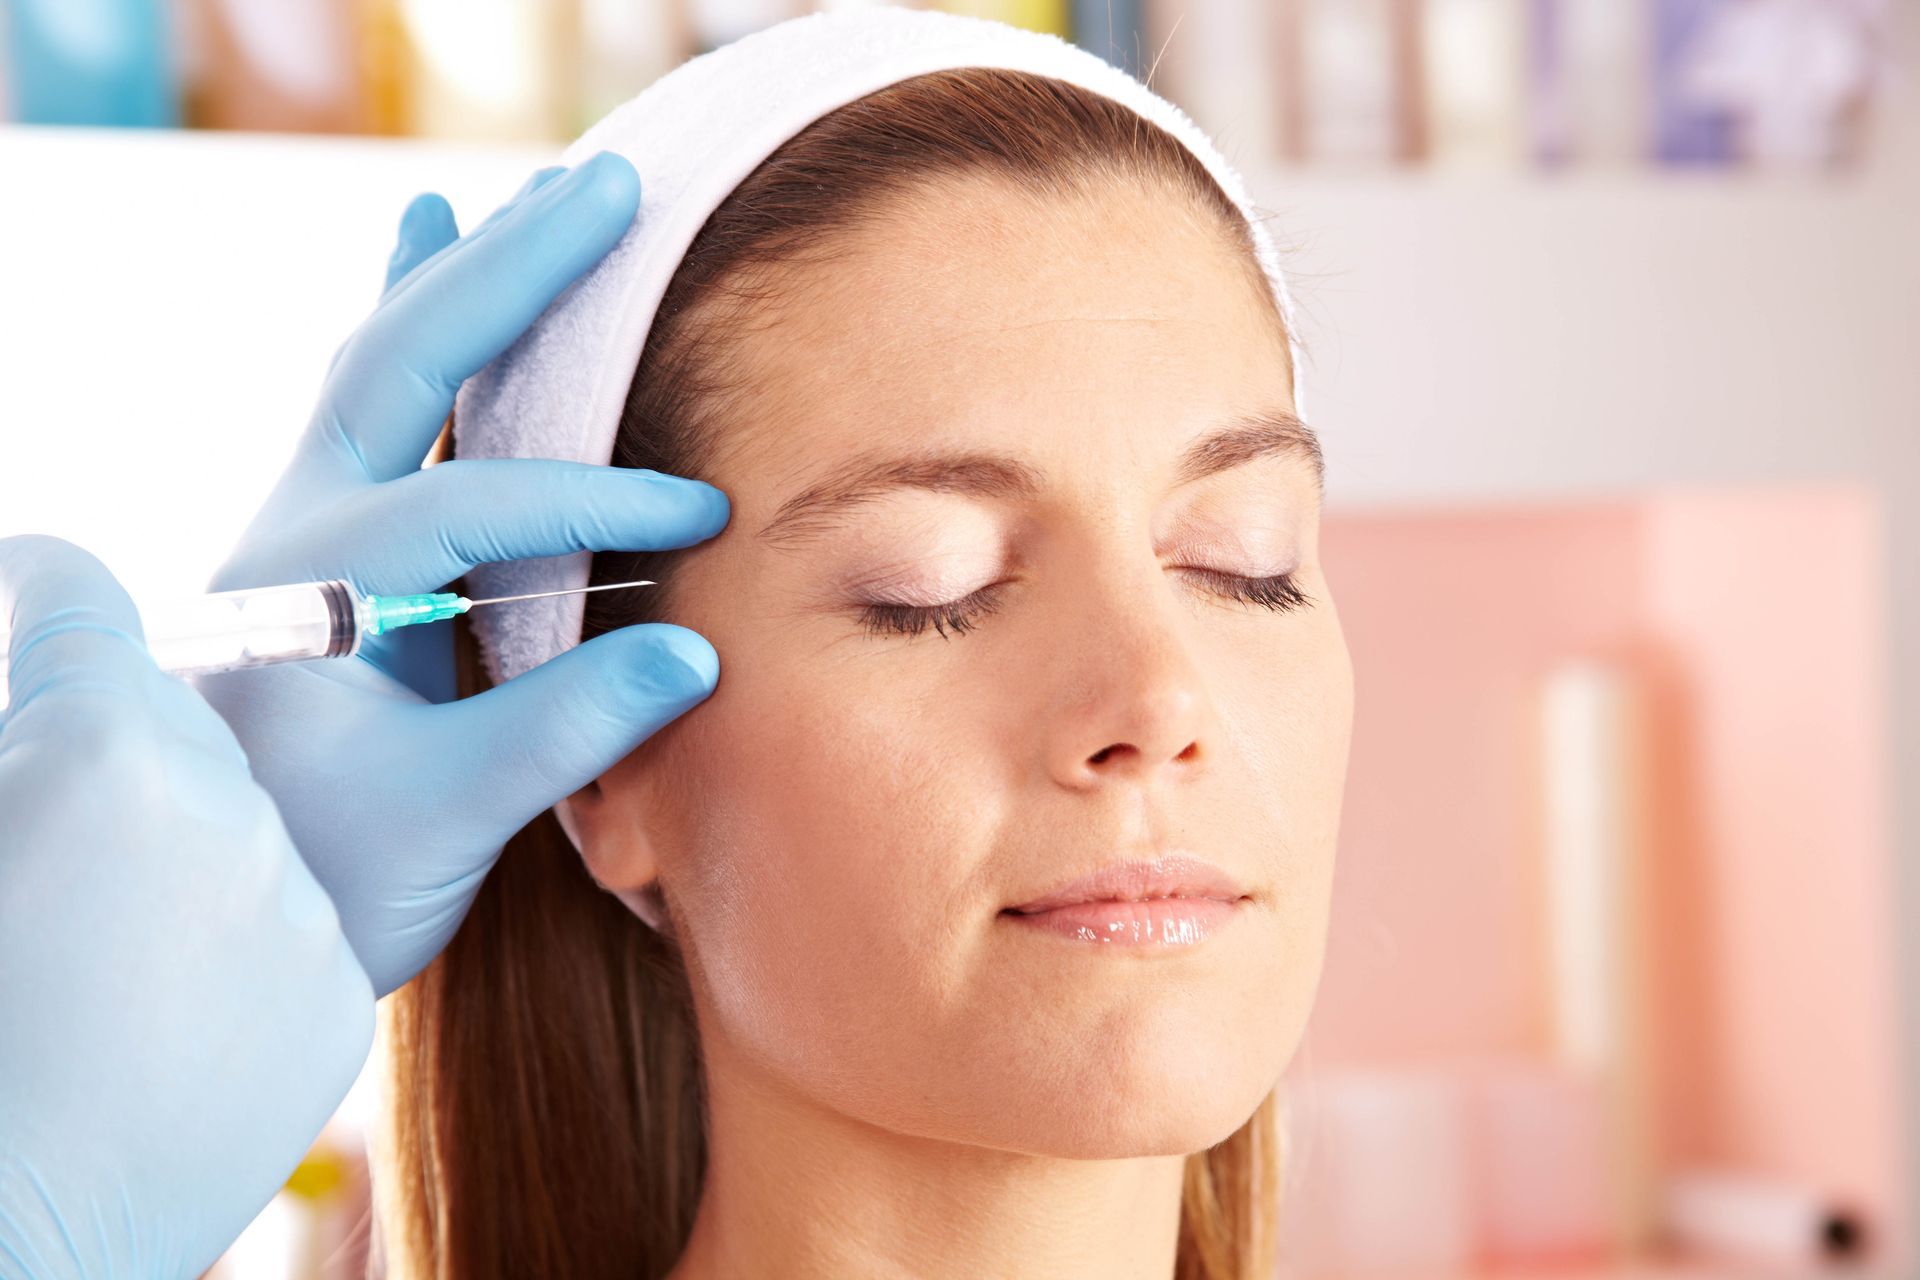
[[377, 11, 1354, 1279]]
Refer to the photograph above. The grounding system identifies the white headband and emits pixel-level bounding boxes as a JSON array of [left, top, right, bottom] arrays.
[[454, 6, 1306, 690]]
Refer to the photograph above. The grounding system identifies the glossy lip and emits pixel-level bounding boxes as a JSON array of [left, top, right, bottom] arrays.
[[1001, 853, 1247, 915], [998, 854, 1251, 947], [1003, 897, 1242, 946]]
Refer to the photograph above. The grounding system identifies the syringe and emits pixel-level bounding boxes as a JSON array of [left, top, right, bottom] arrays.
[[136, 578, 657, 677]]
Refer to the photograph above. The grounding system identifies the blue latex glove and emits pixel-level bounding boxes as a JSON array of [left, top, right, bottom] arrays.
[[196, 152, 729, 997], [0, 535, 373, 1280]]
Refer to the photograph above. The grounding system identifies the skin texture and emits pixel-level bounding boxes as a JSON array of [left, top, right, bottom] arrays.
[[565, 172, 1355, 1279]]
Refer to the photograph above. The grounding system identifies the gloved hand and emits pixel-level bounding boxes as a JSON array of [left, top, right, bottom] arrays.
[[196, 152, 728, 997], [0, 535, 374, 1280]]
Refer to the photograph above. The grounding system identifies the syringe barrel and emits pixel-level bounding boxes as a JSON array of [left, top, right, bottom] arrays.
[[140, 579, 362, 677]]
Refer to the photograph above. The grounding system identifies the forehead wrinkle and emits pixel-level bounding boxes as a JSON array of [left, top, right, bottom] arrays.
[[956, 312, 1177, 337]]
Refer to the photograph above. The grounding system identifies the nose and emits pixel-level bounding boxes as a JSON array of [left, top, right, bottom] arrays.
[[1046, 568, 1212, 789]]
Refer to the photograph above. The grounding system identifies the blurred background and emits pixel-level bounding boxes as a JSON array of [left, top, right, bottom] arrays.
[[0, 0, 1912, 1277]]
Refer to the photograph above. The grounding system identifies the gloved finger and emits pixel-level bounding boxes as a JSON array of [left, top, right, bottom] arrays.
[[0, 534, 154, 719], [316, 459, 728, 596], [334, 189, 460, 384], [377, 166, 566, 304], [419, 622, 718, 835], [330, 166, 565, 385], [315, 161, 607, 485], [381, 192, 461, 296], [459, 164, 570, 240], [322, 151, 641, 483]]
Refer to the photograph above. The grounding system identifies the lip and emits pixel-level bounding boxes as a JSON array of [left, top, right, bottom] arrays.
[[999, 854, 1249, 947], [1004, 853, 1247, 913]]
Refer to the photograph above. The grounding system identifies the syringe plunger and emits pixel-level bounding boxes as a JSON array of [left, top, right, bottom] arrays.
[[140, 579, 365, 677]]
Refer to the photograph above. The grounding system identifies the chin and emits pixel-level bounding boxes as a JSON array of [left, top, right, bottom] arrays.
[[1011, 1072, 1275, 1160], [964, 1027, 1289, 1160]]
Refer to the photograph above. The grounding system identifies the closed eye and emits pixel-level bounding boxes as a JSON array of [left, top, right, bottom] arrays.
[[856, 568, 1314, 640], [1181, 566, 1313, 613]]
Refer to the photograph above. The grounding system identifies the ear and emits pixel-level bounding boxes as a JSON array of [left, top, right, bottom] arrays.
[[556, 754, 673, 932]]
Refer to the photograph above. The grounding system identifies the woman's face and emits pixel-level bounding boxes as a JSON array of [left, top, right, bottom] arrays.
[[574, 172, 1353, 1158]]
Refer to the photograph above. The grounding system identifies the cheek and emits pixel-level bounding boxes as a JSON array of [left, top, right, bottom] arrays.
[[1214, 601, 1351, 958], [657, 638, 1006, 1066], [1216, 592, 1352, 783]]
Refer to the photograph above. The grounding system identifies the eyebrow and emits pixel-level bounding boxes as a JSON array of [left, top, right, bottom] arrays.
[[755, 407, 1323, 550]]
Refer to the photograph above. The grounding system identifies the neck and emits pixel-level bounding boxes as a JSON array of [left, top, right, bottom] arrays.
[[667, 1041, 1189, 1280]]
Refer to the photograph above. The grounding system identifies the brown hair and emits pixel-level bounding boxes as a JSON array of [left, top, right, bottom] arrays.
[[378, 66, 1293, 1280]]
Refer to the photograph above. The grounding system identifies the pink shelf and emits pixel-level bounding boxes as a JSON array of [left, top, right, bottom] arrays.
[[1278, 488, 1905, 1274]]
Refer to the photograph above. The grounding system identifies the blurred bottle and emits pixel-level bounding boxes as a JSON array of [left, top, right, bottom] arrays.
[[1539, 658, 1662, 1255], [1148, 0, 1282, 170], [179, 0, 363, 132], [1420, 0, 1527, 169], [575, 0, 689, 129], [1650, 0, 1736, 165], [934, 0, 1070, 39], [1275, 1067, 1478, 1273], [1662, 1166, 1872, 1265], [392, 0, 572, 140], [354, 0, 409, 135], [1072, 0, 1145, 78], [1529, 0, 1652, 167], [1278, 0, 1419, 167], [4, 0, 180, 126], [0, 10, 12, 121], [1676, 0, 1887, 172], [1471, 1057, 1612, 1266], [207, 1132, 370, 1279], [686, 0, 805, 55]]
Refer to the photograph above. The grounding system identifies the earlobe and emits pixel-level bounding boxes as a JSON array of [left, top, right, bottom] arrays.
[[620, 880, 675, 936], [556, 775, 659, 893], [555, 775, 675, 936]]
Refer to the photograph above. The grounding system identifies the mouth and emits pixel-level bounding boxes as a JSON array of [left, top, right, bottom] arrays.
[[998, 854, 1250, 947]]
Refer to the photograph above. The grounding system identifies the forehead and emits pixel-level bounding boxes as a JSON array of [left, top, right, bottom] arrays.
[[708, 172, 1295, 491]]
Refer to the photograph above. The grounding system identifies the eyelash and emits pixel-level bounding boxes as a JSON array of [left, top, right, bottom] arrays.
[[856, 568, 1314, 640]]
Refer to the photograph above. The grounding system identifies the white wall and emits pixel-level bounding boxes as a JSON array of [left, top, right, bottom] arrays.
[[1265, 162, 1918, 507], [0, 127, 551, 600]]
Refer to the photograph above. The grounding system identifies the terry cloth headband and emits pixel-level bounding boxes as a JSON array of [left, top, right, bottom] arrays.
[[453, 5, 1307, 692]]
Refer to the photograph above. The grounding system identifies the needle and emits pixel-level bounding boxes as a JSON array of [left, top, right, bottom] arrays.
[[463, 579, 658, 608]]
